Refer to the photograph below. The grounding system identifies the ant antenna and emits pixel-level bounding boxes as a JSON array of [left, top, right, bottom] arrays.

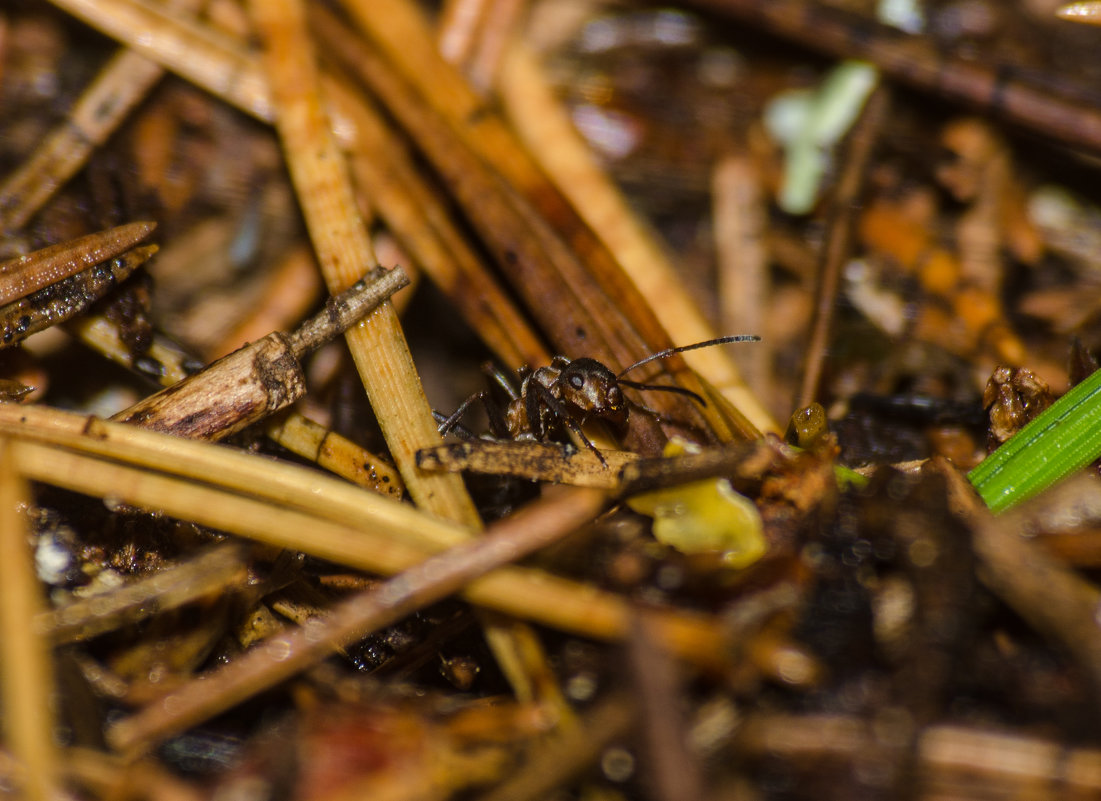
[[617, 335, 761, 378]]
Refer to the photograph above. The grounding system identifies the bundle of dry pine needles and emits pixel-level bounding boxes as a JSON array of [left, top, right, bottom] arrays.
[[4, 1, 1101, 799]]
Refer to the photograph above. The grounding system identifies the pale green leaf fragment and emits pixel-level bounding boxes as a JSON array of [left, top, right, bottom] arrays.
[[764, 60, 879, 214]]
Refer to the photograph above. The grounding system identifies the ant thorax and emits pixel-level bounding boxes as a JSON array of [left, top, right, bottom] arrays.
[[506, 357, 629, 443]]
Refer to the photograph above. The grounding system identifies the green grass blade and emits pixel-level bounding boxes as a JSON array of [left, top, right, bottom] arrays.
[[968, 367, 1101, 513]]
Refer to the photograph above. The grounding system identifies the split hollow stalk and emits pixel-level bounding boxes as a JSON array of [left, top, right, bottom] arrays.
[[111, 266, 410, 440]]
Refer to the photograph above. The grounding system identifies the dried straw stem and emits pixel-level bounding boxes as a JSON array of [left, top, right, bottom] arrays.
[[0, 440, 60, 800], [334, 0, 728, 446], [417, 440, 637, 489], [438, 0, 527, 92], [324, 73, 548, 369], [247, 0, 478, 522], [46, 0, 545, 373], [265, 412, 405, 498], [71, 310, 403, 496], [0, 406, 724, 668]]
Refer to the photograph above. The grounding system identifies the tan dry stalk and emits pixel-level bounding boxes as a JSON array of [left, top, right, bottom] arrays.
[[713, 153, 771, 400], [71, 311, 402, 496], [205, 243, 321, 358], [0, 440, 61, 800], [333, 0, 725, 446], [438, 0, 527, 92], [265, 412, 405, 498], [108, 267, 410, 441], [44, 0, 545, 373], [248, 0, 565, 710], [0, 403, 470, 550], [0, 409, 724, 668], [324, 73, 548, 370], [0, 0, 212, 232], [416, 440, 637, 489], [0, 243, 157, 349], [68, 315, 200, 385], [438, 0, 489, 64], [247, 0, 478, 523], [475, 693, 637, 801]]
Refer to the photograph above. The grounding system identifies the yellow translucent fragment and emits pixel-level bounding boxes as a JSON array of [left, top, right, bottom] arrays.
[[626, 439, 767, 568]]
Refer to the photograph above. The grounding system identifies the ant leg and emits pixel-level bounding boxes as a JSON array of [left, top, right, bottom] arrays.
[[482, 361, 521, 402], [527, 382, 608, 467], [438, 391, 489, 436], [624, 397, 712, 442], [432, 410, 477, 439], [482, 391, 510, 439]]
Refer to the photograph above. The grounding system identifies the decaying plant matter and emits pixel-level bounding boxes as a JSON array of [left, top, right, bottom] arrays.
[[4, 1, 1101, 799]]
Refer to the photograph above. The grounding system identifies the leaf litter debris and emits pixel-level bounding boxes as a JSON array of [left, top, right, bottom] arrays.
[[4, 1, 1101, 799]]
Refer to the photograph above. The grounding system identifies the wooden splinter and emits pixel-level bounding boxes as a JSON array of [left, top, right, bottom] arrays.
[[111, 266, 410, 441]]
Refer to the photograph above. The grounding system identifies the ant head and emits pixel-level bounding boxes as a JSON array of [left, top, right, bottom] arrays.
[[558, 357, 628, 427]]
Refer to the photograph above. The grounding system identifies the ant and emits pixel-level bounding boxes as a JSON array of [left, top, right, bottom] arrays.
[[437, 335, 761, 465]]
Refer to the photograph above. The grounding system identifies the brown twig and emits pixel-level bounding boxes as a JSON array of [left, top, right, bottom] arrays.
[[205, 243, 321, 359], [416, 440, 638, 489], [0, 406, 726, 671], [735, 713, 1101, 796], [713, 153, 771, 404], [627, 616, 707, 801], [249, 0, 478, 522], [438, 0, 488, 65], [0, 49, 164, 233], [797, 85, 889, 407], [46, 0, 272, 119], [937, 461, 1101, 702], [250, 0, 569, 713], [110, 266, 410, 440], [439, 0, 528, 93], [474, 693, 637, 801], [265, 412, 405, 498], [323, 72, 549, 370]]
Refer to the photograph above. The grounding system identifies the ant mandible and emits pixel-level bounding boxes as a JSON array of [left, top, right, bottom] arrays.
[[437, 335, 761, 464]]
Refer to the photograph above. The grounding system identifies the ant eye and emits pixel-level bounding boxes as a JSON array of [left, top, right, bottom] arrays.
[[568, 374, 584, 389]]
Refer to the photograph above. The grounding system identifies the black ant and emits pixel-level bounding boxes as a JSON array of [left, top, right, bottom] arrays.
[[437, 335, 760, 465]]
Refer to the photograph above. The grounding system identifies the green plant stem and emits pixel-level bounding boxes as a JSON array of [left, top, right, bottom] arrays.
[[968, 367, 1101, 513]]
